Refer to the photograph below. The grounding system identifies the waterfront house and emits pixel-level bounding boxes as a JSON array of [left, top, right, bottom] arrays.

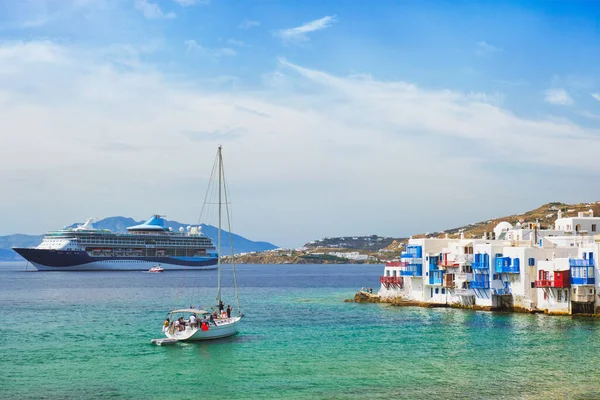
[[379, 213, 600, 315]]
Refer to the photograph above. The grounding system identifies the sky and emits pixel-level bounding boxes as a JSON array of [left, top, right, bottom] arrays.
[[1, 0, 600, 248]]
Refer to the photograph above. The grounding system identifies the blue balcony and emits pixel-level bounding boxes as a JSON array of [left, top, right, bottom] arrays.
[[429, 270, 444, 285], [492, 288, 512, 295], [472, 253, 490, 271], [495, 257, 520, 274], [470, 280, 490, 289], [570, 259, 593, 267], [470, 273, 489, 289], [401, 245, 422, 259], [429, 255, 441, 272], [400, 263, 422, 277], [570, 259, 595, 285]]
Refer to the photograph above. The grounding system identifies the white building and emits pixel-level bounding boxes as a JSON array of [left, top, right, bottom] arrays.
[[379, 215, 600, 315]]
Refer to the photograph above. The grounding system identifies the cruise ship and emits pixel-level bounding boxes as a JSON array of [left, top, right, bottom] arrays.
[[13, 215, 219, 271]]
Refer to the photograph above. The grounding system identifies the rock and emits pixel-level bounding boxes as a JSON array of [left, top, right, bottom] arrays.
[[349, 290, 380, 303]]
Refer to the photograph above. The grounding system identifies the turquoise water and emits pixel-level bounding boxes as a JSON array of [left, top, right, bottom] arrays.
[[1, 263, 600, 399]]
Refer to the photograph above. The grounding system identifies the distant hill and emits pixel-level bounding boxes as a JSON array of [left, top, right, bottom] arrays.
[[304, 235, 405, 251], [381, 201, 600, 251], [0, 216, 277, 261]]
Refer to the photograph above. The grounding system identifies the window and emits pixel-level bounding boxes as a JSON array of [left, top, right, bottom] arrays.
[[441, 288, 445, 294], [564, 290, 568, 300], [557, 290, 562, 301], [593, 224, 597, 232], [435, 288, 439, 294], [590, 289, 594, 295]]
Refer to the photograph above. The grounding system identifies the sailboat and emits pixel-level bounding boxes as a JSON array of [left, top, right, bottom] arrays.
[[152, 146, 242, 344]]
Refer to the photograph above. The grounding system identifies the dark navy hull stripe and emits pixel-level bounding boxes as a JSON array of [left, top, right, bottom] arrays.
[[13, 248, 218, 268]]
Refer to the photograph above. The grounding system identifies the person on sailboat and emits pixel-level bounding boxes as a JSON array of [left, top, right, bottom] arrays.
[[226, 305, 232, 318], [218, 300, 224, 313]]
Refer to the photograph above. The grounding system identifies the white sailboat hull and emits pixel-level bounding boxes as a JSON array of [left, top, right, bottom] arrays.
[[165, 316, 242, 341]]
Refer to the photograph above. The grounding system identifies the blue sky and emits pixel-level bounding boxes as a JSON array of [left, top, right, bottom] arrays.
[[1, 0, 600, 247]]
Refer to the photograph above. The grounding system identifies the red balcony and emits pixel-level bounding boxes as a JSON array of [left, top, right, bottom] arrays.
[[385, 261, 400, 267], [380, 276, 404, 288], [439, 253, 458, 268], [535, 280, 570, 288], [438, 260, 459, 268], [536, 270, 570, 288]]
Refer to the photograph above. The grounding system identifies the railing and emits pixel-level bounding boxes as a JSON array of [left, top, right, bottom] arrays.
[[569, 259, 594, 267], [571, 277, 595, 285], [439, 260, 459, 268], [470, 280, 490, 289], [429, 276, 444, 285], [570, 261, 595, 285], [380, 276, 403, 285], [495, 257, 520, 274], [400, 264, 422, 277], [472, 262, 489, 271], [535, 279, 570, 288], [496, 265, 520, 274], [492, 288, 512, 295]]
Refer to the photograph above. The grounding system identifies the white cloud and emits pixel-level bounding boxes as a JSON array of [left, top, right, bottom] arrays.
[[592, 93, 600, 102], [475, 41, 501, 56], [579, 110, 600, 121], [238, 19, 260, 29], [3, 40, 600, 247], [226, 39, 246, 47], [276, 15, 336, 43], [172, 0, 210, 5], [544, 88, 573, 105], [134, 0, 176, 19], [184, 40, 237, 58]]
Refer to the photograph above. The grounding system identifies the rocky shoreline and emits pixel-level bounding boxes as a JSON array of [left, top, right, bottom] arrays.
[[346, 290, 597, 316]]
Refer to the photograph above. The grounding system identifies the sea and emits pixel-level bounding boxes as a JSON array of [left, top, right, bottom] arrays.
[[1, 262, 600, 400]]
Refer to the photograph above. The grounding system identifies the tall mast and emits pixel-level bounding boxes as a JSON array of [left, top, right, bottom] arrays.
[[217, 145, 222, 303]]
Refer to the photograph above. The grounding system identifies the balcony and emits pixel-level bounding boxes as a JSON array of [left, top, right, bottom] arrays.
[[438, 260, 459, 268], [492, 288, 512, 296], [380, 276, 404, 288], [470, 280, 490, 289], [472, 262, 489, 271], [429, 270, 444, 286], [400, 264, 422, 277], [570, 259, 595, 285], [401, 245, 423, 260], [535, 279, 570, 288], [495, 257, 520, 274], [472, 254, 490, 271]]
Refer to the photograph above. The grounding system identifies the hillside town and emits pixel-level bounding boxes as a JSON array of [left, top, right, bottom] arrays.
[[378, 209, 600, 315]]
